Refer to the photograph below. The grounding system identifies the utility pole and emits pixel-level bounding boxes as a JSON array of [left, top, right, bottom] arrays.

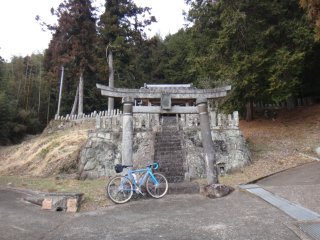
[[57, 66, 64, 116], [107, 47, 114, 113]]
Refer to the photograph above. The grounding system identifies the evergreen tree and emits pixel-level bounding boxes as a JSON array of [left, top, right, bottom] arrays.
[[44, 0, 97, 116], [186, 0, 315, 119], [97, 0, 156, 88]]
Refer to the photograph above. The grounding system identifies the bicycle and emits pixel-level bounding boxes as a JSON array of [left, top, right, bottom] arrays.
[[107, 162, 168, 204]]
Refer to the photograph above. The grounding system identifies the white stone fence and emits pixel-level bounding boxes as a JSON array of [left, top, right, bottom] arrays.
[[95, 113, 161, 130], [54, 109, 122, 121], [179, 111, 239, 130], [55, 109, 239, 131]]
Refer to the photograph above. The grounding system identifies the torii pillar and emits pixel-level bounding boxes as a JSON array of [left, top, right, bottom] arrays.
[[121, 97, 134, 167], [196, 98, 219, 184]]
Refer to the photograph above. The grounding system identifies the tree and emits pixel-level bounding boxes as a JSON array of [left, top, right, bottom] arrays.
[[300, 0, 320, 39], [44, 0, 97, 116], [97, 0, 156, 89], [186, 0, 315, 119]]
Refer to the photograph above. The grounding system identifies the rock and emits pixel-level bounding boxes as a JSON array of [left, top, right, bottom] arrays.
[[201, 184, 234, 199]]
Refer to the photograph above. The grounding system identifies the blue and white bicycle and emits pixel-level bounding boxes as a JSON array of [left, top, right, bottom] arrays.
[[107, 162, 168, 204]]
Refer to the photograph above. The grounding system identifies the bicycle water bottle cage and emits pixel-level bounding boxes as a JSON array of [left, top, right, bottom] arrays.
[[115, 164, 123, 173]]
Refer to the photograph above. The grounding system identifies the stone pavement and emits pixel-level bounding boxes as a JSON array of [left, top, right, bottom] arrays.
[[0, 161, 319, 240]]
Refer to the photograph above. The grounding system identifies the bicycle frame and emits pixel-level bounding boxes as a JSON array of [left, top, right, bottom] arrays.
[[126, 166, 159, 190]]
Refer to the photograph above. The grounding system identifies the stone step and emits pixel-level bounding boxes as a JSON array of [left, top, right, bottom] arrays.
[[166, 176, 185, 183], [155, 138, 181, 142], [158, 169, 185, 174], [155, 148, 182, 153], [155, 138, 180, 142], [155, 116, 185, 184], [164, 172, 185, 177], [155, 151, 183, 155], [168, 182, 200, 194], [156, 158, 183, 161], [155, 160, 184, 165], [155, 158, 184, 162], [155, 149, 183, 153], [155, 141, 181, 144]]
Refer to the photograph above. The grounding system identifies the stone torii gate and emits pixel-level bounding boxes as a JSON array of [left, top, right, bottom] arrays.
[[96, 83, 231, 184]]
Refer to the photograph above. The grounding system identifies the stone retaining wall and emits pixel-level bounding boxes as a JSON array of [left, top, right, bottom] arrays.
[[78, 111, 250, 180], [79, 129, 155, 179]]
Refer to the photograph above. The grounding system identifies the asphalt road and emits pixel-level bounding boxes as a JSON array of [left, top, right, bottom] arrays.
[[1, 161, 319, 240], [0, 187, 298, 240]]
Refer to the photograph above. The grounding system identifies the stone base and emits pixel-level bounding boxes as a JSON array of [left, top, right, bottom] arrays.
[[200, 184, 234, 199], [42, 192, 84, 213]]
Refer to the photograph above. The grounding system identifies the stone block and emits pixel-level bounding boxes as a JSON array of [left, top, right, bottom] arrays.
[[42, 193, 83, 212], [42, 198, 52, 210], [66, 198, 78, 213]]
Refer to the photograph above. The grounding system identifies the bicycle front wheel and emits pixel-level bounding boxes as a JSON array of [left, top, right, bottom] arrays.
[[146, 173, 168, 198], [107, 176, 133, 204]]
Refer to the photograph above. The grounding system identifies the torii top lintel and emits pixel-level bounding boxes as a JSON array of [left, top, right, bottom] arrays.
[[96, 84, 232, 100]]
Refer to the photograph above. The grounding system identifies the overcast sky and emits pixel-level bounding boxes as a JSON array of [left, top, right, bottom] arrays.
[[0, 0, 189, 61]]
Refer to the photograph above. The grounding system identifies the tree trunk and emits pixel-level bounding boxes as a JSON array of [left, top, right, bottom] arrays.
[[37, 63, 42, 117], [245, 100, 254, 121], [70, 86, 79, 115], [56, 66, 64, 116], [78, 71, 84, 115], [46, 78, 52, 124], [107, 49, 114, 113], [286, 97, 295, 110]]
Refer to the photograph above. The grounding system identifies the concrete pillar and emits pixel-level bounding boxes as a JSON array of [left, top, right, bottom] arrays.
[[196, 98, 219, 185], [121, 97, 134, 167]]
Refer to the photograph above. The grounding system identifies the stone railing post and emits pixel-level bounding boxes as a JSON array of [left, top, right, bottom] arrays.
[[121, 97, 134, 167], [196, 98, 219, 185]]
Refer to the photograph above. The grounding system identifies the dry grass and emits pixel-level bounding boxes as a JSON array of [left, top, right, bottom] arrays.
[[0, 121, 93, 177]]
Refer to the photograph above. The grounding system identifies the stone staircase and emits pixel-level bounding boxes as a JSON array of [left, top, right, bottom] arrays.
[[154, 116, 185, 183]]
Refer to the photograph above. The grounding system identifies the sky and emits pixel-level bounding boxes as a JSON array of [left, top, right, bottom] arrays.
[[0, 0, 189, 61]]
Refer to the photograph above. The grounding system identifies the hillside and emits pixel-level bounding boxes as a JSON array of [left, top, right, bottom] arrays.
[[221, 104, 320, 185], [0, 121, 93, 177], [0, 105, 319, 185]]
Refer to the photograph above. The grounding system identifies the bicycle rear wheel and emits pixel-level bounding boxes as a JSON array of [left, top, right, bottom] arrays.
[[146, 173, 168, 198], [107, 176, 133, 204]]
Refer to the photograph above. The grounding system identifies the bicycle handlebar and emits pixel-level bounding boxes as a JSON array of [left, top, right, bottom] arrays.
[[120, 162, 158, 169], [122, 165, 133, 168], [153, 162, 159, 170]]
